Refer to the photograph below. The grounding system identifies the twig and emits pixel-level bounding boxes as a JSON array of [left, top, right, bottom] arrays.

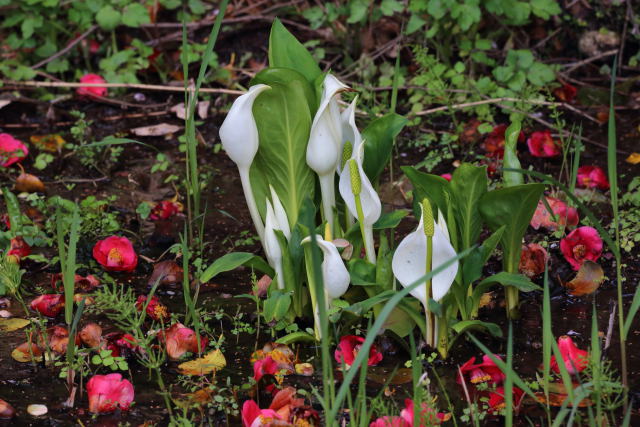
[[605, 300, 617, 351], [533, 28, 562, 50], [413, 97, 600, 124], [618, 0, 632, 75], [45, 176, 109, 184], [0, 80, 242, 95], [563, 49, 619, 73], [31, 25, 98, 70], [1, 110, 172, 128]]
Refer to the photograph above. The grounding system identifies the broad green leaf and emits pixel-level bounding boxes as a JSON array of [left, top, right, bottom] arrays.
[[96, 5, 121, 30], [401, 166, 450, 216], [383, 306, 415, 337], [461, 225, 505, 285], [122, 3, 151, 27], [479, 184, 545, 272], [250, 68, 316, 226], [275, 331, 316, 344], [452, 320, 502, 338], [362, 113, 407, 182], [200, 252, 273, 283], [268, 18, 322, 86], [450, 163, 487, 250], [373, 210, 407, 230], [2, 188, 22, 233], [503, 120, 524, 187], [263, 291, 291, 322], [349, 258, 378, 287], [527, 62, 556, 86], [472, 272, 541, 303]]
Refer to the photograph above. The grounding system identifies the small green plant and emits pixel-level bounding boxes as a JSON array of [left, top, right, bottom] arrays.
[[68, 111, 123, 173], [91, 348, 129, 371]]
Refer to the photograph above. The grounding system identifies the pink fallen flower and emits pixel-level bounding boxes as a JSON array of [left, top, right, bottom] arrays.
[[159, 322, 208, 360], [488, 386, 524, 413], [554, 83, 577, 103], [86, 373, 134, 413], [550, 335, 589, 375], [527, 130, 561, 158], [0, 133, 28, 167], [530, 197, 579, 231], [93, 236, 138, 272], [334, 335, 383, 369], [77, 74, 107, 98], [457, 354, 506, 385], [7, 236, 31, 261], [576, 166, 609, 190], [149, 200, 183, 220], [370, 416, 408, 427], [560, 226, 602, 270], [400, 398, 450, 425], [30, 294, 64, 317], [440, 173, 452, 182], [519, 243, 548, 278]]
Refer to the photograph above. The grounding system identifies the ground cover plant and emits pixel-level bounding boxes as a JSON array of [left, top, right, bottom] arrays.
[[0, 1, 639, 425]]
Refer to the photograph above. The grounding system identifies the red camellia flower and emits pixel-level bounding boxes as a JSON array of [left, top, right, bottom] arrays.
[[241, 400, 282, 427], [400, 399, 450, 425], [150, 200, 183, 220], [0, 133, 29, 167], [488, 386, 524, 413], [554, 83, 578, 103], [527, 130, 561, 158], [334, 335, 383, 369], [77, 74, 108, 98], [135, 295, 169, 321], [253, 355, 279, 383], [242, 387, 318, 427], [560, 226, 602, 270], [30, 294, 64, 317], [7, 236, 31, 261], [370, 416, 408, 427], [105, 332, 138, 358], [93, 236, 138, 272], [440, 173, 452, 182], [550, 335, 589, 375], [530, 197, 579, 230], [86, 373, 134, 413], [457, 354, 506, 385], [577, 166, 609, 190], [159, 323, 208, 360]]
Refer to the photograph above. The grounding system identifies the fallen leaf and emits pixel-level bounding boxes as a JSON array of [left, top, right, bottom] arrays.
[[178, 349, 226, 375], [79, 322, 102, 348], [365, 367, 413, 385], [29, 134, 65, 152], [11, 342, 42, 362], [626, 153, 640, 164], [15, 173, 45, 193], [564, 260, 605, 296], [148, 260, 183, 287], [519, 243, 548, 278], [0, 317, 30, 332], [130, 123, 181, 137], [295, 363, 314, 376]]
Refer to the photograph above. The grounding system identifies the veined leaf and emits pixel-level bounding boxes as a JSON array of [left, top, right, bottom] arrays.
[[200, 252, 273, 283], [251, 68, 316, 226], [450, 163, 487, 250], [268, 18, 322, 87], [401, 166, 450, 216], [479, 184, 545, 272], [472, 272, 541, 302], [362, 113, 407, 183]]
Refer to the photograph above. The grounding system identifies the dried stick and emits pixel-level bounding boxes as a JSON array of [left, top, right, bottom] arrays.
[[31, 25, 98, 70], [1, 80, 242, 95], [563, 49, 619, 73]]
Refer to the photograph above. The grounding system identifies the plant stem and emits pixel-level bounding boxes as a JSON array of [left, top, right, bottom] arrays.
[[239, 167, 265, 244], [319, 173, 336, 230], [425, 235, 433, 347], [355, 194, 375, 263]]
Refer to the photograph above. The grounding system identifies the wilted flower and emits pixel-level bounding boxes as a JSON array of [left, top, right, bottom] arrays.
[[86, 373, 134, 413], [458, 354, 506, 385], [0, 398, 15, 419], [0, 133, 28, 167], [50, 273, 100, 292], [30, 294, 64, 317], [550, 335, 589, 375], [487, 386, 524, 413], [440, 173, 452, 182], [242, 387, 318, 427], [77, 74, 107, 98], [401, 398, 450, 425], [159, 323, 208, 360], [334, 335, 382, 369], [43, 325, 70, 354], [530, 197, 579, 230], [149, 200, 183, 220], [519, 243, 548, 278], [369, 416, 408, 427], [576, 166, 609, 190], [253, 355, 279, 383], [7, 236, 31, 261], [135, 295, 169, 321], [219, 84, 271, 241], [481, 124, 524, 159], [527, 130, 561, 158], [554, 83, 577, 103], [79, 322, 102, 348], [93, 236, 138, 272], [105, 332, 138, 358], [242, 400, 282, 427], [560, 226, 602, 270]]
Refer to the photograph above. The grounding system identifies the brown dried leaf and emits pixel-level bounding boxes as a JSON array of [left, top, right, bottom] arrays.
[[29, 134, 65, 152], [148, 260, 183, 287], [0, 317, 30, 332], [11, 342, 42, 362], [79, 322, 102, 348], [178, 349, 226, 375], [564, 260, 605, 296], [15, 173, 45, 193], [130, 123, 181, 136]]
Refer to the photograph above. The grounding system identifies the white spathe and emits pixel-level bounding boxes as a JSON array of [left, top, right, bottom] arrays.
[[219, 84, 270, 170], [218, 84, 271, 242], [337, 96, 362, 174], [269, 185, 290, 239], [301, 235, 350, 301], [264, 199, 285, 289], [306, 74, 348, 229], [391, 208, 458, 305]]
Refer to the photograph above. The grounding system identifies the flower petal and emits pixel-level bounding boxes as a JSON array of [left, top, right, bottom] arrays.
[[338, 96, 362, 174], [339, 144, 381, 226]]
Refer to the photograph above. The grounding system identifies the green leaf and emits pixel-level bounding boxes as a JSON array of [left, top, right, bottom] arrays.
[[531, 0, 561, 19], [478, 184, 545, 273], [381, 0, 404, 16], [250, 68, 316, 226], [503, 120, 524, 187], [362, 113, 408, 183], [373, 210, 408, 230], [91, 355, 102, 364], [462, 226, 505, 285], [275, 331, 317, 344], [96, 5, 121, 30], [450, 163, 487, 250], [268, 18, 322, 86], [2, 188, 22, 234], [200, 252, 273, 283], [347, 0, 369, 23], [122, 3, 150, 27], [401, 166, 450, 216], [473, 272, 541, 302], [263, 291, 291, 322], [406, 14, 426, 34], [349, 258, 378, 286], [452, 320, 502, 338], [527, 62, 556, 86]]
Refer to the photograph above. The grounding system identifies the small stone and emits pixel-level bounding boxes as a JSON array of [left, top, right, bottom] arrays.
[[0, 310, 12, 318], [27, 404, 47, 416]]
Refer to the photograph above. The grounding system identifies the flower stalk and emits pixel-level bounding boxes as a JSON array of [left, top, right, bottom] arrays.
[[349, 158, 376, 263]]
